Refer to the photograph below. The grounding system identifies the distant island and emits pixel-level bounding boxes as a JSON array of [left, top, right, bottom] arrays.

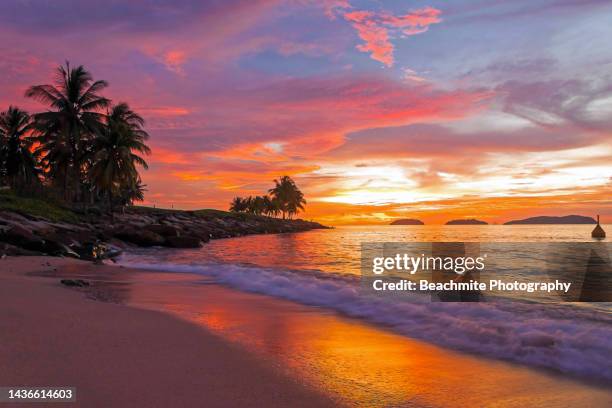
[[446, 219, 488, 225], [390, 219, 424, 225], [504, 215, 596, 225]]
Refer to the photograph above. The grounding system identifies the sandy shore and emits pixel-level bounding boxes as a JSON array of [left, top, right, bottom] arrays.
[[1, 256, 611, 407], [0, 257, 334, 407]]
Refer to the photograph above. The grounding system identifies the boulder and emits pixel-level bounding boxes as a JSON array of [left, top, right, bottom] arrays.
[[0, 243, 40, 256], [0, 225, 45, 251], [146, 224, 180, 237], [41, 240, 80, 258], [60, 279, 90, 287], [114, 229, 164, 247], [184, 227, 211, 242], [163, 235, 203, 248]]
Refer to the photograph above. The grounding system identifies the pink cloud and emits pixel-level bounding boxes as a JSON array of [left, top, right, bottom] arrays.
[[381, 6, 442, 34], [162, 50, 188, 74], [344, 11, 394, 66], [342, 6, 442, 67], [321, 0, 351, 20]]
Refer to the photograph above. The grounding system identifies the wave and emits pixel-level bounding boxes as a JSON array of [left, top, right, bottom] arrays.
[[118, 257, 612, 383]]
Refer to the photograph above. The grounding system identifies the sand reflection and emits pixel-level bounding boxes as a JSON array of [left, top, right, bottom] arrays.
[[129, 275, 612, 407]]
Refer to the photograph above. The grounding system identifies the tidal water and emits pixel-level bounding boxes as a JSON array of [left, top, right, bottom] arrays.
[[118, 225, 612, 382]]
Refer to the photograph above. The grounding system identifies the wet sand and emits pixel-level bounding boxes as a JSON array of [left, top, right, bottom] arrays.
[[1, 256, 611, 407], [0, 257, 334, 408]]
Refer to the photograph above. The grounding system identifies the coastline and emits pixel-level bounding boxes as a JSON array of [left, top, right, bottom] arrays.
[[0, 256, 334, 408], [2, 256, 611, 407], [0, 202, 329, 260]]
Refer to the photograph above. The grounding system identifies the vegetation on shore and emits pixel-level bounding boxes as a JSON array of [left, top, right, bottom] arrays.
[[0, 189, 80, 223], [2, 62, 315, 227], [0, 62, 150, 213], [229, 175, 307, 219], [0, 62, 325, 258], [0, 191, 328, 258]]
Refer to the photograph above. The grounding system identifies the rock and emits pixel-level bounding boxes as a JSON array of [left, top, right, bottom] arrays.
[[114, 229, 164, 247], [0, 225, 45, 251], [0, 243, 40, 256], [41, 240, 80, 258], [146, 224, 180, 237], [184, 227, 211, 242], [163, 235, 203, 248], [60, 279, 90, 287]]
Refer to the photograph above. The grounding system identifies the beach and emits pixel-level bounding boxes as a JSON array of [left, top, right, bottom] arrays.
[[0, 257, 334, 407], [1, 256, 610, 407]]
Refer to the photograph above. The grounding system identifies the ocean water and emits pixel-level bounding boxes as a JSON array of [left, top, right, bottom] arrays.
[[118, 225, 612, 382]]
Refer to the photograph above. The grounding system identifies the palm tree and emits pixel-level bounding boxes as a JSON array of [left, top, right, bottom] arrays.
[[244, 196, 255, 214], [119, 177, 147, 207], [286, 188, 306, 219], [89, 103, 150, 215], [229, 196, 248, 212], [268, 175, 306, 219], [26, 62, 109, 202], [0, 106, 39, 191]]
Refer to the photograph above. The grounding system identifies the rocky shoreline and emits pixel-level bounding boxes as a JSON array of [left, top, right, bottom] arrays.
[[0, 206, 329, 260]]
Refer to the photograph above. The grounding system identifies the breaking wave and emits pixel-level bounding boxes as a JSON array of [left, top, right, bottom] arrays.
[[118, 257, 612, 383]]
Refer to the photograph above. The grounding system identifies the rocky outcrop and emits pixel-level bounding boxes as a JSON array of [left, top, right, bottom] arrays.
[[0, 207, 329, 259], [505, 215, 596, 225], [113, 229, 165, 247], [445, 219, 488, 225], [164, 236, 203, 248], [390, 219, 424, 225], [0, 225, 45, 251], [145, 224, 180, 237]]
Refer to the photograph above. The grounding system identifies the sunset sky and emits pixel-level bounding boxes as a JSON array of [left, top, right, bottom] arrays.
[[1, 0, 611, 224]]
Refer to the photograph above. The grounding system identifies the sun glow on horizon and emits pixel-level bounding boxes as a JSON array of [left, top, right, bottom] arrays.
[[310, 144, 612, 213]]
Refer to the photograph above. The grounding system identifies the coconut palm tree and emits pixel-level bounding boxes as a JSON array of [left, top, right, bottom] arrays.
[[230, 196, 248, 213], [286, 188, 306, 219], [268, 175, 306, 219], [119, 177, 147, 207], [89, 103, 150, 215], [26, 62, 109, 202], [0, 106, 39, 191]]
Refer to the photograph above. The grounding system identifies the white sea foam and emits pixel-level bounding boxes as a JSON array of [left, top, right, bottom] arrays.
[[118, 257, 612, 383]]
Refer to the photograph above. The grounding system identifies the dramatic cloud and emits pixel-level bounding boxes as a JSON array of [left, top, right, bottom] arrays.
[[0, 0, 610, 223], [341, 6, 442, 67]]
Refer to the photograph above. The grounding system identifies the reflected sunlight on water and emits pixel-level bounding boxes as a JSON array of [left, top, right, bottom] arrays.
[[129, 281, 612, 408], [139, 225, 608, 275], [118, 224, 612, 390]]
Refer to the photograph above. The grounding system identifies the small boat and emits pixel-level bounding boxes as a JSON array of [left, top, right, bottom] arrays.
[[591, 215, 606, 239]]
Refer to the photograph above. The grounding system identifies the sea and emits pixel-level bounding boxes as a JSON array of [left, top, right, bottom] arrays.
[[117, 225, 612, 383]]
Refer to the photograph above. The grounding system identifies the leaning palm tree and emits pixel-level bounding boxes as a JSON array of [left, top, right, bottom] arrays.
[[0, 106, 39, 191], [26, 62, 109, 202], [89, 103, 150, 215]]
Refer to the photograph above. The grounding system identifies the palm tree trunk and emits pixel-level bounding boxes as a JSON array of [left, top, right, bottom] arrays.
[[108, 191, 114, 222], [63, 163, 69, 202]]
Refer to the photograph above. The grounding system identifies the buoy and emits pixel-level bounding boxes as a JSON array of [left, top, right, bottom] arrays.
[[591, 215, 606, 239]]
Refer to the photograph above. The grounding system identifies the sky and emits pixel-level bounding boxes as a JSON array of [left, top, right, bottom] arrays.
[[0, 0, 611, 224]]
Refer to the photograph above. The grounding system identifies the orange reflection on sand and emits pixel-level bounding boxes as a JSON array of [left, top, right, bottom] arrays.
[[129, 279, 612, 407]]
